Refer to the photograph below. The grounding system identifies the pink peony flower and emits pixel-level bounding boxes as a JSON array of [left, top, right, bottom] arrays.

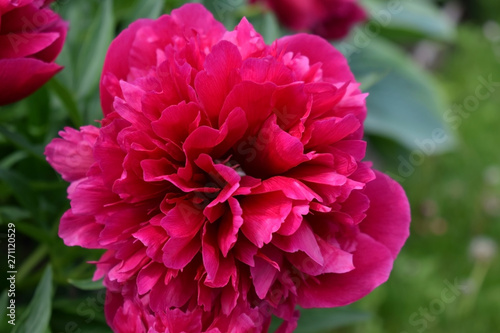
[[0, 0, 67, 105], [252, 0, 367, 40], [45, 3, 410, 332]]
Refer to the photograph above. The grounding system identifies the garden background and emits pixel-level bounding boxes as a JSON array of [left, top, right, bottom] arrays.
[[1, 0, 499, 332]]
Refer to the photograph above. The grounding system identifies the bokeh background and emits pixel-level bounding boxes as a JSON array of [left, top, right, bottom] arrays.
[[1, 0, 499, 332]]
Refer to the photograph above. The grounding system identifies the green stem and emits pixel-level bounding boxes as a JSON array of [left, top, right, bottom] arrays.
[[458, 260, 491, 315]]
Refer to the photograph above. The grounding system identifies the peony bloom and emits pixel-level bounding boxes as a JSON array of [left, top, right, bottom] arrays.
[[0, 0, 67, 105], [252, 0, 366, 40], [45, 3, 410, 332]]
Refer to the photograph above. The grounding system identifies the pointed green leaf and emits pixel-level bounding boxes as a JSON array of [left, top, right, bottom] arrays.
[[0, 290, 9, 333], [76, 0, 115, 99], [296, 308, 371, 332], [47, 78, 82, 128], [0, 125, 44, 160], [260, 11, 281, 44], [122, 0, 164, 27], [13, 266, 53, 333], [0, 168, 38, 217], [68, 278, 105, 291], [270, 307, 371, 332]]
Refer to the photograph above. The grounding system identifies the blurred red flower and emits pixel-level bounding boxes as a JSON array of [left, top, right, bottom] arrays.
[[0, 0, 67, 105], [253, 0, 367, 40], [45, 3, 409, 332]]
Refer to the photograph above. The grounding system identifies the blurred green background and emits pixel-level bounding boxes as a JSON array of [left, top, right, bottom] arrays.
[[0, 0, 499, 332]]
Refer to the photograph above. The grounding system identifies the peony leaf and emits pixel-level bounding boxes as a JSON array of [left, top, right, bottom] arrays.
[[12, 266, 53, 333], [348, 38, 456, 153], [0, 167, 38, 217], [296, 308, 371, 332], [256, 11, 281, 44], [202, 0, 245, 29], [47, 78, 82, 128], [0, 125, 45, 160], [360, 0, 456, 41], [68, 278, 105, 291], [122, 0, 164, 26], [270, 307, 370, 332], [75, 0, 115, 100], [0, 290, 7, 332]]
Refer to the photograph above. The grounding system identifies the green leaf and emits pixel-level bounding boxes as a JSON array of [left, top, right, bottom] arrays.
[[68, 278, 105, 291], [0, 125, 44, 160], [0, 168, 38, 217], [0, 290, 9, 333], [13, 266, 53, 333], [348, 38, 456, 153], [12, 220, 51, 244], [358, 70, 389, 91], [260, 11, 281, 44], [47, 78, 82, 128], [76, 0, 115, 99], [361, 0, 456, 41], [297, 308, 371, 332], [0, 206, 31, 222], [201, 0, 244, 29], [122, 0, 164, 27], [270, 308, 371, 332]]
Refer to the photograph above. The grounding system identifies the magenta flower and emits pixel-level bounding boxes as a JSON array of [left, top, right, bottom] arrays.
[[45, 4, 410, 332], [0, 0, 67, 105], [252, 0, 367, 40]]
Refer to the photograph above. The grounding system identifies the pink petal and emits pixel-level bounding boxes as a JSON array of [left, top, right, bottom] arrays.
[[136, 262, 163, 295], [360, 171, 411, 258], [251, 255, 279, 299], [159, 308, 203, 333], [0, 32, 59, 58], [297, 233, 394, 308], [222, 17, 267, 59], [272, 222, 323, 265], [171, 3, 226, 44], [202, 223, 220, 282], [0, 58, 61, 105], [162, 235, 201, 270], [218, 197, 244, 257], [276, 33, 355, 82], [150, 269, 196, 310], [151, 102, 202, 143], [219, 81, 275, 133], [254, 176, 319, 202], [100, 18, 154, 115], [303, 114, 361, 148], [240, 114, 310, 177], [160, 202, 205, 238], [287, 235, 354, 276], [194, 40, 242, 125], [133, 224, 168, 263], [240, 192, 292, 248], [58, 210, 103, 249], [45, 126, 99, 182]]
